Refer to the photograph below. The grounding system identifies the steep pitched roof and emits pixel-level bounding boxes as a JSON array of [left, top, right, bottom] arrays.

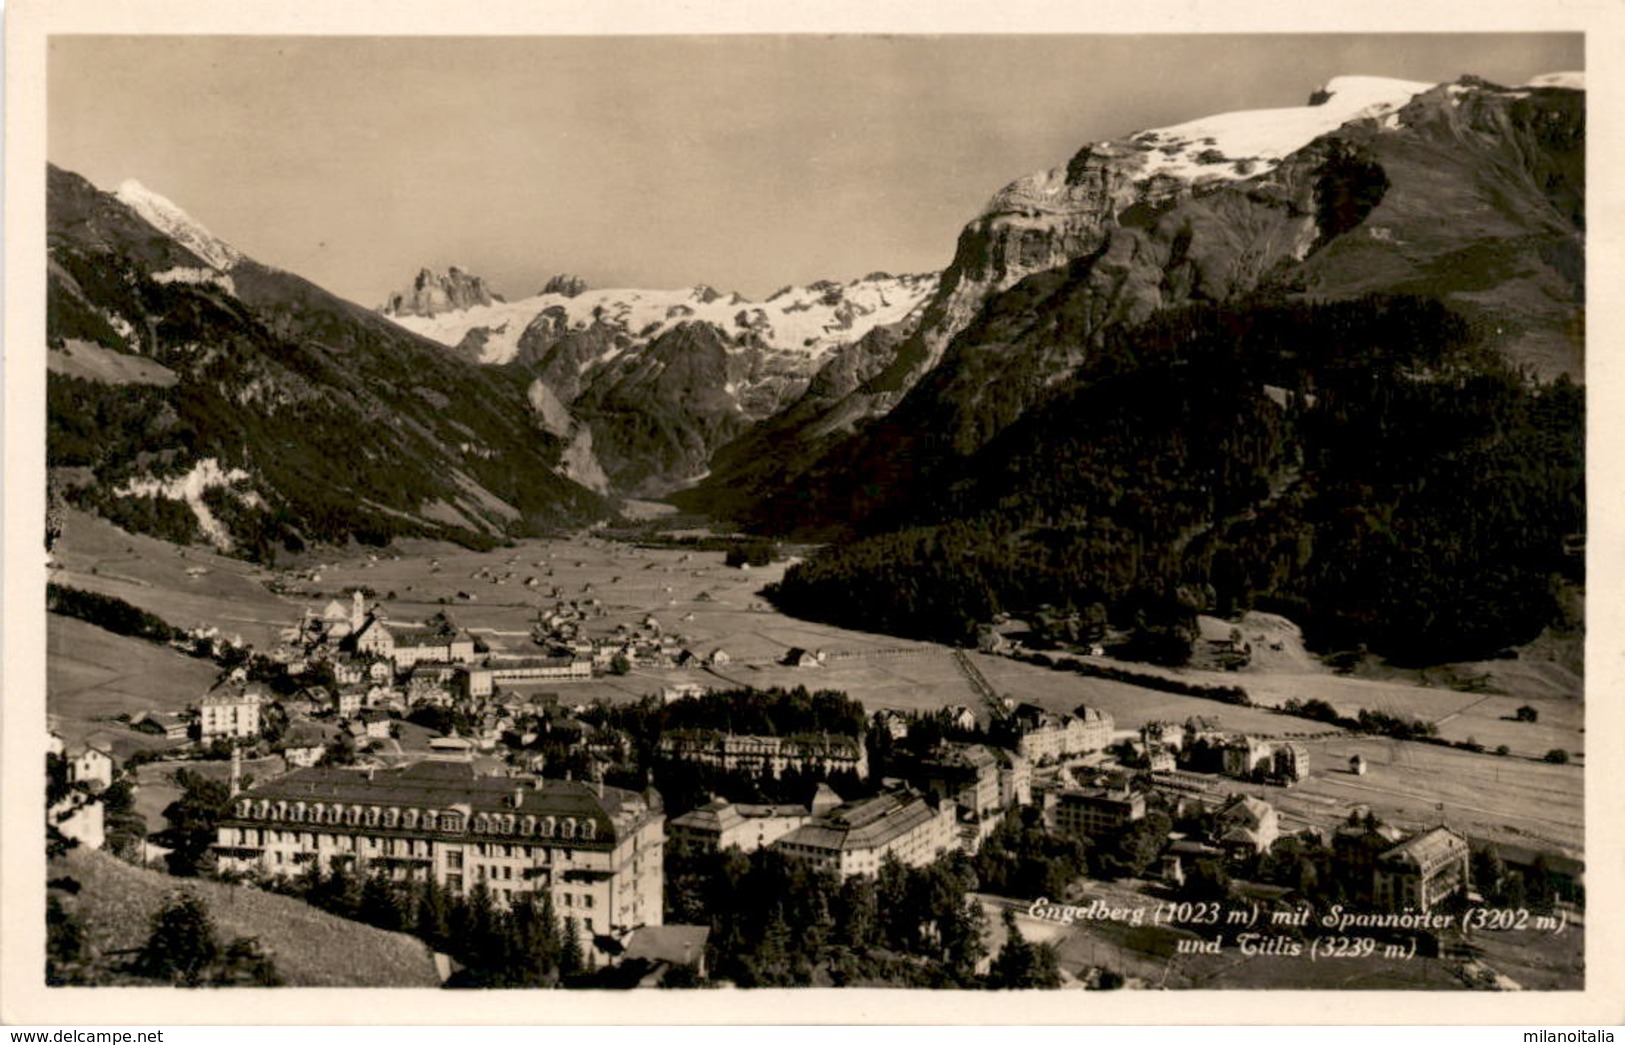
[[1379, 826, 1468, 868], [1218, 795, 1274, 826], [624, 925, 709, 967]]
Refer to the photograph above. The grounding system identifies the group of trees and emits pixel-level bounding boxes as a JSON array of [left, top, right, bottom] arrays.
[[44, 758, 272, 988], [1471, 846, 1577, 910], [152, 769, 233, 878], [863, 707, 991, 784], [767, 296, 1583, 667], [971, 808, 1090, 900], [723, 539, 779, 569], [50, 887, 284, 988], [648, 686, 867, 739], [269, 865, 584, 987], [665, 844, 1063, 988], [1012, 649, 1251, 705], [47, 583, 184, 644], [134, 891, 283, 987]]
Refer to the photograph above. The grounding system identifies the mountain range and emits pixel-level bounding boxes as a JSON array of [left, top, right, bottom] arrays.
[[381, 268, 936, 494], [45, 70, 1585, 664], [687, 73, 1584, 532]]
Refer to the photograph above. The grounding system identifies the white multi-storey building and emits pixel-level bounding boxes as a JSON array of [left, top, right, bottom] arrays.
[[214, 761, 665, 959], [773, 790, 957, 878], [199, 684, 265, 741]]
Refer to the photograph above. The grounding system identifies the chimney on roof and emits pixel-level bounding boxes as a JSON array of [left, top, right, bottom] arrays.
[[514, 786, 524, 808]]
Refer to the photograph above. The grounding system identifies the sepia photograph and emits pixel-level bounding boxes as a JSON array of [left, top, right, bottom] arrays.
[[3, 1, 1620, 1029]]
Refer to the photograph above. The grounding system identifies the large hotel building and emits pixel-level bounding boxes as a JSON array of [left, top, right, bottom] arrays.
[[774, 790, 957, 878], [214, 761, 665, 956]]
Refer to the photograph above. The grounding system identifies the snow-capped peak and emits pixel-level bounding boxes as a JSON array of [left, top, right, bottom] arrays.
[[384, 271, 939, 367], [114, 179, 242, 272], [1120, 75, 1436, 184]]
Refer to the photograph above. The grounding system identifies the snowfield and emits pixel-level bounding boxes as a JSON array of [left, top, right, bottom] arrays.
[[383, 273, 938, 366], [1122, 75, 1436, 185]]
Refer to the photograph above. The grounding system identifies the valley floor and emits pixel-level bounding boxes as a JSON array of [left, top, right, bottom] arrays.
[[45, 521, 1586, 865]]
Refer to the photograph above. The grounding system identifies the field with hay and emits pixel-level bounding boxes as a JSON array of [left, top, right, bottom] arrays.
[[47, 615, 215, 758], [1279, 736, 1584, 854], [51, 509, 297, 649]]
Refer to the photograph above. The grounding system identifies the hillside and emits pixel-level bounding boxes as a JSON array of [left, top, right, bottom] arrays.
[[767, 295, 1584, 665], [46, 165, 612, 561], [48, 615, 217, 758], [52, 847, 443, 987]]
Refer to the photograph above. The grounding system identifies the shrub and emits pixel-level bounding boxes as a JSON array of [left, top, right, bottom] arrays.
[[1544, 748, 1570, 764], [137, 891, 220, 986]]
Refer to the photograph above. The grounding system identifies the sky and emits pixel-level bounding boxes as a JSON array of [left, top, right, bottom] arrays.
[[48, 34, 1582, 306]]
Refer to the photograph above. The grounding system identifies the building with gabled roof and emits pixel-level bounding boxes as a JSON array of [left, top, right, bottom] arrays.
[[667, 798, 811, 854], [1332, 816, 1406, 904], [200, 683, 266, 741], [1273, 742, 1310, 784], [1215, 794, 1280, 856], [1011, 703, 1113, 763], [1374, 826, 1470, 912], [909, 742, 1016, 850], [1222, 736, 1274, 778], [280, 722, 334, 769], [621, 925, 709, 982], [63, 735, 116, 791]]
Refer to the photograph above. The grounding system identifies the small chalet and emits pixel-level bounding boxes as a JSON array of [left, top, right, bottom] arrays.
[[782, 647, 823, 668], [65, 736, 116, 790]]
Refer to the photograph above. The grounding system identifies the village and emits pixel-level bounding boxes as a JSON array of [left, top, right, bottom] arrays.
[[46, 533, 1586, 989]]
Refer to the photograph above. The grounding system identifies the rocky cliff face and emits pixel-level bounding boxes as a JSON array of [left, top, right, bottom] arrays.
[[539, 273, 588, 297], [381, 266, 502, 317], [723, 74, 1584, 536], [682, 79, 1448, 503]]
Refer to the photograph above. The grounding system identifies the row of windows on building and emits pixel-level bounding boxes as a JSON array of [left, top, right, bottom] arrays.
[[233, 800, 598, 840], [226, 829, 606, 870]]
